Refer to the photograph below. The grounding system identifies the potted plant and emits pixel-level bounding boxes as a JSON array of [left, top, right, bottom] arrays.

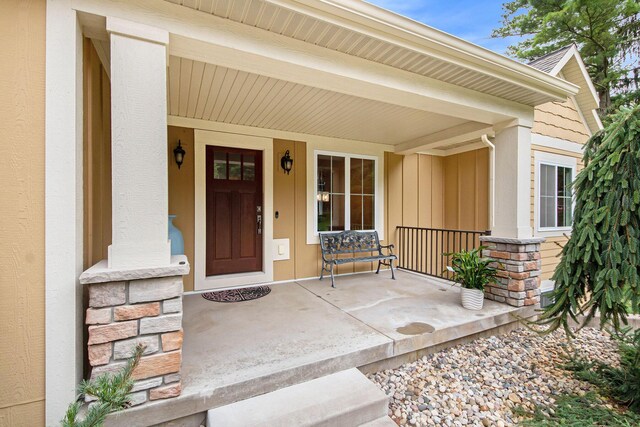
[[446, 247, 499, 310]]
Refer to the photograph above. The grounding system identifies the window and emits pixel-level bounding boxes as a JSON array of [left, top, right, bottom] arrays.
[[539, 163, 573, 229], [212, 150, 255, 181], [316, 153, 376, 233]]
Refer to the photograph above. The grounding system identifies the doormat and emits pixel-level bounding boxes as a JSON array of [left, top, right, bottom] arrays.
[[201, 286, 271, 303]]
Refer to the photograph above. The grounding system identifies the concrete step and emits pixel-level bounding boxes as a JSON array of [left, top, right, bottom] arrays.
[[206, 368, 389, 427], [359, 416, 397, 426]]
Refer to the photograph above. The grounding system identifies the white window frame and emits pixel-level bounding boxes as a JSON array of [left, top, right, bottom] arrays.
[[534, 151, 577, 236], [313, 150, 379, 235]]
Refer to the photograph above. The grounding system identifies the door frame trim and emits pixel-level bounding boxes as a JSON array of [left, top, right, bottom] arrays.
[[194, 129, 274, 290]]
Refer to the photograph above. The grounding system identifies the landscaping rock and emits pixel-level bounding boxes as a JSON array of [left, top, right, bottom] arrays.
[[368, 328, 618, 426]]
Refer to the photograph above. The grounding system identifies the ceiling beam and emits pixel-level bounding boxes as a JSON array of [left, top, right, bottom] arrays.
[[395, 122, 495, 155]]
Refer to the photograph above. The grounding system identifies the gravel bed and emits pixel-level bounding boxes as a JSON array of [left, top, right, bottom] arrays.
[[368, 327, 619, 426]]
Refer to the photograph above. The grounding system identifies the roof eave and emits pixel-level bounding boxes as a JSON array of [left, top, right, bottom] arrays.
[[266, 0, 579, 103]]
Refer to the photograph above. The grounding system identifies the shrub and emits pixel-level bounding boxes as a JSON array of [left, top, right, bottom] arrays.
[[61, 344, 144, 427]]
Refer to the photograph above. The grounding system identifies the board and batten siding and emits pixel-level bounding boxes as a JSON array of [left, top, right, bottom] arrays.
[[0, 0, 46, 424], [531, 97, 589, 281], [83, 39, 112, 269], [163, 135, 489, 288]]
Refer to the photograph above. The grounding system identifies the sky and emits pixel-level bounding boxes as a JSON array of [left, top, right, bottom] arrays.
[[366, 0, 524, 57]]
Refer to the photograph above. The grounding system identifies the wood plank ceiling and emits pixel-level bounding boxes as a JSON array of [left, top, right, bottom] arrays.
[[165, 0, 552, 106], [168, 57, 468, 144]]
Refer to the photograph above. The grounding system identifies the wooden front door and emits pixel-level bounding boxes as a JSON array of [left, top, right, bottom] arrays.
[[206, 146, 263, 276]]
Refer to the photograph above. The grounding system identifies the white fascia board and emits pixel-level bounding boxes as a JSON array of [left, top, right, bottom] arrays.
[[266, 0, 579, 100], [531, 133, 584, 155], [549, 45, 599, 107]]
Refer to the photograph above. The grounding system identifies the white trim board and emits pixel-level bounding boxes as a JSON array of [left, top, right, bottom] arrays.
[[45, 1, 84, 423], [168, 116, 394, 152], [531, 133, 584, 154], [306, 145, 386, 244], [194, 130, 274, 290], [311, 150, 381, 241], [533, 151, 577, 238]]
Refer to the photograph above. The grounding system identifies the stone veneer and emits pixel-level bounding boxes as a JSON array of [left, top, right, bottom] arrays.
[[80, 257, 189, 407], [480, 236, 545, 307]]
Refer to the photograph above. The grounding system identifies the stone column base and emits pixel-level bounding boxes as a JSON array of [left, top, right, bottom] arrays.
[[480, 236, 544, 307], [79, 256, 189, 407]]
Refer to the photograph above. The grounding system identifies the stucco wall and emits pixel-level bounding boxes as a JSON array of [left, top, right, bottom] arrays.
[[0, 0, 46, 424]]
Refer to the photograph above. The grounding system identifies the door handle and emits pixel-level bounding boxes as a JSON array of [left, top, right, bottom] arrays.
[[257, 214, 262, 235]]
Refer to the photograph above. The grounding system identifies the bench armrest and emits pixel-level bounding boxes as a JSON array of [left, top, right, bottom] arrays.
[[379, 244, 394, 255]]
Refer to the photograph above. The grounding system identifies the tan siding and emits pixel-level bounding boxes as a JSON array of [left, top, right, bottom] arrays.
[[159, 135, 487, 285], [83, 39, 112, 269], [402, 154, 419, 227], [442, 149, 490, 231], [167, 127, 195, 290], [383, 150, 488, 273], [273, 139, 296, 281], [386, 152, 404, 249], [0, 0, 46, 424], [532, 98, 590, 144], [293, 140, 323, 279]]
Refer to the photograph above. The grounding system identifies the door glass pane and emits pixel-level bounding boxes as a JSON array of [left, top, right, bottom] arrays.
[[213, 152, 227, 180], [317, 155, 345, 231], [331, 157, 345, 194], [540, 164, 555, 197], [557, 197, 566, 227], [362, 159, 375, 194], [540, 196, 554, 228], [331, 194, 345, 231], [229, 153, 241, 180], [563, 197, 573, 227], [560, 167, 572, 197], [350, 159, 363, 194], [243, 154, 255, 181], [351, 195, 363, 230], [317, 155, 332, 196], [317, 197, 330, 231], [363, 195, 374, 230]]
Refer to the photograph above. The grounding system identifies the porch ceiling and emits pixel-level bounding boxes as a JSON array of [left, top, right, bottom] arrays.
[[168, 57, 471, 145], [164, 0, 577, 106]]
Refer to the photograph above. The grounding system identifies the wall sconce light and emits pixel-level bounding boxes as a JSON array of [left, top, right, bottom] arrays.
[[280, 150, 293, 175], [173, 140, 186, 169]]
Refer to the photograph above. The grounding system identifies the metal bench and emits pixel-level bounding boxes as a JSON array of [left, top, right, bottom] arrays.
[[319, 230, 397, 287]]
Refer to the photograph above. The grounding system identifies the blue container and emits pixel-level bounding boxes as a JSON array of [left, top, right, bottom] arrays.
[[168, 214, 185, 256]]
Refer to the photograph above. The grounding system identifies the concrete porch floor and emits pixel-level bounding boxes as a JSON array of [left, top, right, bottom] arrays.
[[109, 270, 536, 426]]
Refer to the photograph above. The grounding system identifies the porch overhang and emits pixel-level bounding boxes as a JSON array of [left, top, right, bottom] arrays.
[[75, 0, 578, 155]]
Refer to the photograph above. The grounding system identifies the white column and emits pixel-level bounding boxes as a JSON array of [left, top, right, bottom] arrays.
[[492, 125, 533, 239], [45, 1, 83, 423], [107, 18, 171, 269]]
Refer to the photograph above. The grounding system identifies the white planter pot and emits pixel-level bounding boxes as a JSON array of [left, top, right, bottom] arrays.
[[460, 287, 484, 310]]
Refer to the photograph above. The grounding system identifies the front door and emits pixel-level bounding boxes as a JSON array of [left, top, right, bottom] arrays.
[[206, 146, 263, 276]]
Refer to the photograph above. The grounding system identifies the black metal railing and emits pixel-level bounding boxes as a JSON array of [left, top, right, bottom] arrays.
[[396, 226, 491, 280]]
